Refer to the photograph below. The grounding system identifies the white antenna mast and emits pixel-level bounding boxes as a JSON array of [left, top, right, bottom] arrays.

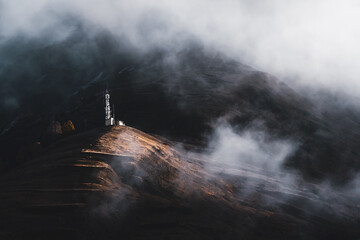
[[105, 89, 114, 126]]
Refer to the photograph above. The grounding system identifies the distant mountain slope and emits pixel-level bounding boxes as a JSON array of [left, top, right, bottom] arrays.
[[1, 31, 360, 184], [0, 126, 358, 239]]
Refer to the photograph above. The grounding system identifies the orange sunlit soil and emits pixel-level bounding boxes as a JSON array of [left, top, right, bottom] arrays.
[[0, 126, 358, 239]]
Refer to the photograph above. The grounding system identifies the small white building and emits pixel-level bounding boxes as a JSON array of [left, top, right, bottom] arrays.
[[105, 117, 115, 126]]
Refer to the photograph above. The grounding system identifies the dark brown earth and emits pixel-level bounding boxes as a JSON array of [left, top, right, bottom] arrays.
[[0, 126, 358, 240]]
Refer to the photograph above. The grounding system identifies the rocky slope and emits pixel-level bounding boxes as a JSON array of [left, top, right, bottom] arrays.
[[0, 126, 358, 239]]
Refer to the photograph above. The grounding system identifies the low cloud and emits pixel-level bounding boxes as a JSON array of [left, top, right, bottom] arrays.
[[2, 0, 360, 95], [175, 122, 360, 218], [205, 124, 295, 174]]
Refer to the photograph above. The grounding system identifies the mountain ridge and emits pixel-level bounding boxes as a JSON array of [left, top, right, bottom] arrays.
[[0, 126, 358, 239]]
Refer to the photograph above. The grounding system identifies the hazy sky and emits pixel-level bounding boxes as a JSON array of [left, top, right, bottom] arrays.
[[1, 0, 360, 95]]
